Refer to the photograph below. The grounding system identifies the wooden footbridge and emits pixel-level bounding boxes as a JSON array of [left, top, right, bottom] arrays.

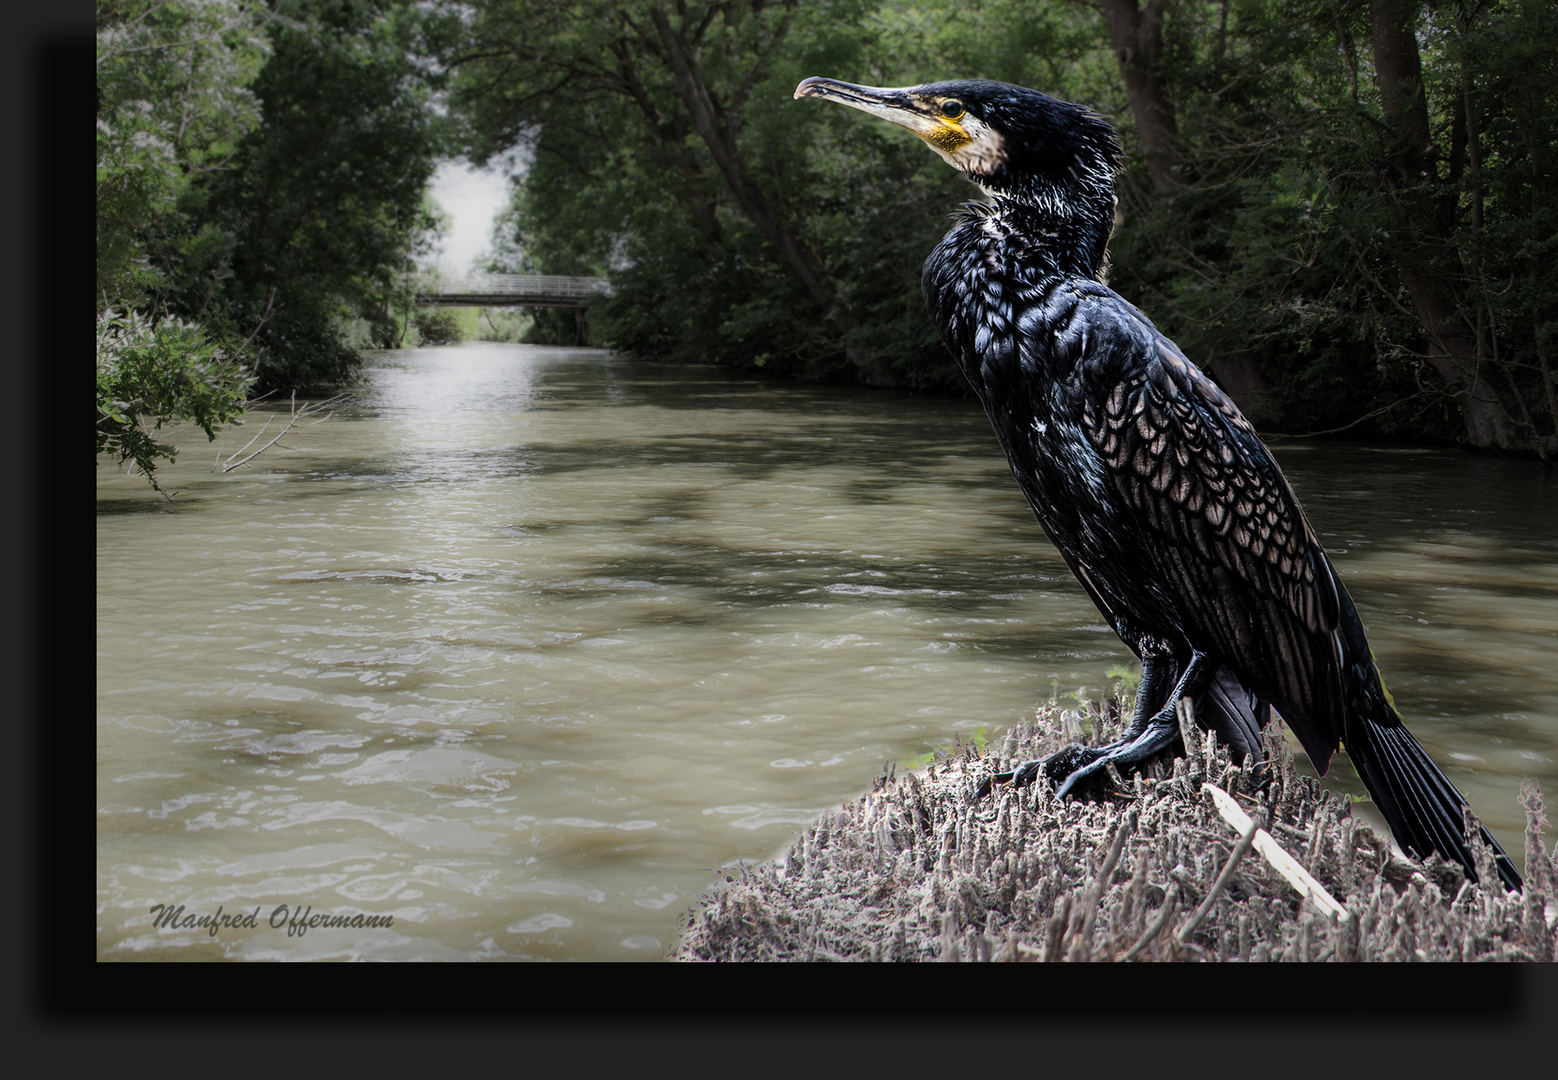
[[408, 274, 611, 344], [405, 274, 610, 345], [409, 274, 611, 308]]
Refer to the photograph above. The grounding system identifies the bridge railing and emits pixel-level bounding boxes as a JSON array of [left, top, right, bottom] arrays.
[[407, 273, 613, 306]]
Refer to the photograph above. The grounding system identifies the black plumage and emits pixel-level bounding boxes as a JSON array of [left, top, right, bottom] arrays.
[[795, 76, 1521, 890]]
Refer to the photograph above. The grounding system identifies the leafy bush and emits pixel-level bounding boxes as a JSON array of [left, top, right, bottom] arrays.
[[413, 308, 466, 345], [96, 307, 254, 492]]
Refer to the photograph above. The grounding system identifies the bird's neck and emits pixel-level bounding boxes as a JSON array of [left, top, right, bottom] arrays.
[[984, 182, 1113, 281]]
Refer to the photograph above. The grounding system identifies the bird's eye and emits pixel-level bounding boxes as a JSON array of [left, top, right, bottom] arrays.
[[940, 100, 965, 119]]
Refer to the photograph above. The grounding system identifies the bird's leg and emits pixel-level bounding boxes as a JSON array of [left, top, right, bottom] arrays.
[[1104, 655, 1173, 747], [978, 656, 1173, 797], [1048, 650, 1216, 799]]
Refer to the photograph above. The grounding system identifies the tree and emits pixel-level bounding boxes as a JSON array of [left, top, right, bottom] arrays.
[[1098, 0, 1181, 191], [1441, 0, 1558, 450], [451, 0, 1113, 388], [1366, 0, 1511, 448], [96, 0, 271, 492], [1100, 0, 1556, 451], [177, 0, 453, 390], [96, 0, 272, 309]]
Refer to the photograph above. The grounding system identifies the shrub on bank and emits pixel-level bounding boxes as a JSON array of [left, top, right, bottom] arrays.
[[96, 306, 254, 495], [413, 308, 466, 346]]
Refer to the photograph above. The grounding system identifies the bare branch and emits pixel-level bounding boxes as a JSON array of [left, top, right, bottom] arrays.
[[215, 391, 346, 474]]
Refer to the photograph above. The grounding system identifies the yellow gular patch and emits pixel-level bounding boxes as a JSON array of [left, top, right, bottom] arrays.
[[924, 119, 971, 153]]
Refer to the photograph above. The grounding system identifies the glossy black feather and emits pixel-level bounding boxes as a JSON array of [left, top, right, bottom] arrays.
[[909, 81, 1519, 888], [928, 218, 1342, 763]]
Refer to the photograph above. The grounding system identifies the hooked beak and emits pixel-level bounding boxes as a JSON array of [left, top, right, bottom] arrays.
[[794, 77, 950, 145]]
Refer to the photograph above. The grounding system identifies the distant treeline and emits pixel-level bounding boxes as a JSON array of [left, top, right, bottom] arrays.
[[455, 0, 1558, 454], [99, 1, 1558, 468]]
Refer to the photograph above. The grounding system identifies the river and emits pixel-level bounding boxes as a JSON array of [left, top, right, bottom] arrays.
[[96, 342, 1558, 960]]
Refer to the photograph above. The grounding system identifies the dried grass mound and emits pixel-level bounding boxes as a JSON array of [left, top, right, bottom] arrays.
[[672, 699, 1558, 962]]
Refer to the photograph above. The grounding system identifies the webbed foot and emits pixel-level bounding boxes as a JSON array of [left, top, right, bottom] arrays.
[[974, 743, 1109, 799], [1050, 710, 1186, 798], [978, 710, 1187, 800]]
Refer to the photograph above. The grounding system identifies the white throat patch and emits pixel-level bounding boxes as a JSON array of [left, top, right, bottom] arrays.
[[933, 114, 1006, 176]]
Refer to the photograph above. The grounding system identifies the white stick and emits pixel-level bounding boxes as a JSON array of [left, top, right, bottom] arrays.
[[1203, 782, 1349, 923]]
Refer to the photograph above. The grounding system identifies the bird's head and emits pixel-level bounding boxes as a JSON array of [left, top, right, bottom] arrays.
[[794, 76, 1119, 218]]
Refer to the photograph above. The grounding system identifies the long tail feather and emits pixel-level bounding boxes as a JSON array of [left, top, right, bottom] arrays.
[[1334, 588, 1522, 892], [1343, 715, 1522, 891]]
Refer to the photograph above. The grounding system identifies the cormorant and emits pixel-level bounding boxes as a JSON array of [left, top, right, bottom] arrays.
[[794, 76, 1522, 891]]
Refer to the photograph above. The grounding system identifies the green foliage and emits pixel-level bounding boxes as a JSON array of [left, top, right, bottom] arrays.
[[96, 0, 272, 309], [476, 307, 533, 341], [413, 308, 466, 345], [447, 0, 1556, 448], [97, 306, 254, 492], [178, 0, 452, 390], [1104, 0, 1558, 445]]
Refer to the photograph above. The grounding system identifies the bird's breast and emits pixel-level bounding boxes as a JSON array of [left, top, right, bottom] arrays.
[[924, 229, 1130, 577]]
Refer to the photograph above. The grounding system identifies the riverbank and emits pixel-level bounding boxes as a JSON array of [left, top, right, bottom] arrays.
[[672, 700, 1557, 961]]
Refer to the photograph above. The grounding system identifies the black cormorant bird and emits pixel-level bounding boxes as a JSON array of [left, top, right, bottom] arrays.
[[795, 76, 1522, 891]]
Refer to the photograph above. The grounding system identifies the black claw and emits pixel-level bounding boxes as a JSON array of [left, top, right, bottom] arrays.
[[974, 757, 1049, 799], [1013, 759, 1047, 787], [973, 771, 1010, 799]]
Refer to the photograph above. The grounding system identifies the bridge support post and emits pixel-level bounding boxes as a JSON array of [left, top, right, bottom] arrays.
[[574, 306, 589, 347]]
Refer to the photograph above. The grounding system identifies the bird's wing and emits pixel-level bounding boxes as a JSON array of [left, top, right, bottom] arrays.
[[1068, 287, 1345, 765]]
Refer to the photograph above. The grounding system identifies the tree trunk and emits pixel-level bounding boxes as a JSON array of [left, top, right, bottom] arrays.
[[1099, 0, 1182, 191], [649, 9, 894, 384], [1368, 0, 1517, 450], [607, 38, 723, 260]]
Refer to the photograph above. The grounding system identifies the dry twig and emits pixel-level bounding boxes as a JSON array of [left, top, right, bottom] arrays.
[[212, 390, 344, 474]]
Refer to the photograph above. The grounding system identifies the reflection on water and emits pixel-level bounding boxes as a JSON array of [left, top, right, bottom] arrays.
[[97, 344, 1558, 959]]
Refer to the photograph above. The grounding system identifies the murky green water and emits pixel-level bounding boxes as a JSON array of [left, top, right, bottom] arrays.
[[97, 343, 1557, 960]]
